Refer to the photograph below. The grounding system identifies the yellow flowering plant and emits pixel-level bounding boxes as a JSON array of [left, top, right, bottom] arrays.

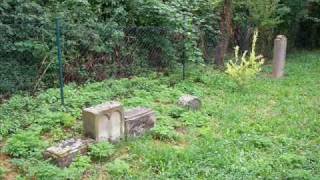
[[226, 30, 265, 88]]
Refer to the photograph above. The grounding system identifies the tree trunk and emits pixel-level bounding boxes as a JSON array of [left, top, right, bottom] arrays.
[[234, 26, 253, 53], [214, 0, 233, 67]]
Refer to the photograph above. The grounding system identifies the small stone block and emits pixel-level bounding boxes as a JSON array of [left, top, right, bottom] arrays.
[[44, 138, 94, 168], [178, 95, 201, 110], [124, 108, 156, 137], [83, 101, 125, 142]]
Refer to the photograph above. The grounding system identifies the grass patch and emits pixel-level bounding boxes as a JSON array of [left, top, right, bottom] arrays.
[[0, 51, 319, 179]]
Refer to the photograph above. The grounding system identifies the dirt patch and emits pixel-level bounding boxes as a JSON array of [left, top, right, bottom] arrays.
[[0, 153, 19, 180]]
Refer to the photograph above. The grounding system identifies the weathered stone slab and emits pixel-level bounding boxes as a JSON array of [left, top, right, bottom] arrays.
[[124, 108, 156, 137], [44, 138, 94, 168], [178, 95, 201, 110], [83, 101, 124, 142]]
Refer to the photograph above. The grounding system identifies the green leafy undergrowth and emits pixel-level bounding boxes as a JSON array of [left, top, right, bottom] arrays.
[[3, 130, 48, 159], [89, 142, 115, 161], [0, 51, 320, 179], [11, 156, 91, 180], [106, 159, 130, 177]]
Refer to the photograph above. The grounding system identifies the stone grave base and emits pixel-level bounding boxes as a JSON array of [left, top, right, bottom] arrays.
[[44, 138, 94, 168], [124, 107, 156, 137]]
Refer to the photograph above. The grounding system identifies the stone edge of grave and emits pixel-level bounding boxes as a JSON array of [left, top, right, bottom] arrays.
[[124, 107, 155, 121], [83, 101, 122, 114]]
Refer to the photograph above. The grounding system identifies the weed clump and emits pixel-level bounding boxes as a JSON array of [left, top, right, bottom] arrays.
[[89, 142, 115, 161], [226, 30, 264, 88], [3, 131, 47, 159], [106, 159, 130, 176]]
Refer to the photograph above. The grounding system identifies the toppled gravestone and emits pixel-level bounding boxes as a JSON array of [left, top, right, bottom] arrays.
[[83, 101, 124, 142], [44, 138, 94, 168], [178, 95, 201, 110], [124, 107, 156, 137]]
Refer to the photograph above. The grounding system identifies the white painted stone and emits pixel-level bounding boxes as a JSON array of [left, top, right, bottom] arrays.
[[83, 101, 124, 142]]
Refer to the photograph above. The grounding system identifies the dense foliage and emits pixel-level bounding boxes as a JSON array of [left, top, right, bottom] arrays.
[[0, 0, 220, 96], [1, 0, 319, 96], [278, 0, 320, 49]]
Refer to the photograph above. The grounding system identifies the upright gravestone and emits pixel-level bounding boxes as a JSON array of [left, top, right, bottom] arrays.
[[272, 35, 287, 78], [83, 101, 124, 142]]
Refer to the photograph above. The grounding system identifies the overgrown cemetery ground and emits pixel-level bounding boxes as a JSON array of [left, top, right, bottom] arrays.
[[0, 51, 320, 179]]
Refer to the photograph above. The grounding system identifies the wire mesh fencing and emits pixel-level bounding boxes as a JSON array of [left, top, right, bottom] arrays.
[[0, 18, 187, 98]]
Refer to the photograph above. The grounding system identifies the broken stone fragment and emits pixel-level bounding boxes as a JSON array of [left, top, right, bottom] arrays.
[[44, 138, 94, 168], [178, 95, 201, 110], [83, 101, 124, 142], [124, 107, 156, 137]]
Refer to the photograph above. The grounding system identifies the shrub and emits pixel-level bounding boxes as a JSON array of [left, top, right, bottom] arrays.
[[89, 142, 115, 161], [106, 159, 130, 176], [3, 131, 47, 159], [226, 30, 264, 88]]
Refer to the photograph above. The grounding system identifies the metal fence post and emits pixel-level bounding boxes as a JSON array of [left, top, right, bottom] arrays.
[[56, 18, 64, 105], [182, 15, 187, 80], [182, 45, 186, 80]]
